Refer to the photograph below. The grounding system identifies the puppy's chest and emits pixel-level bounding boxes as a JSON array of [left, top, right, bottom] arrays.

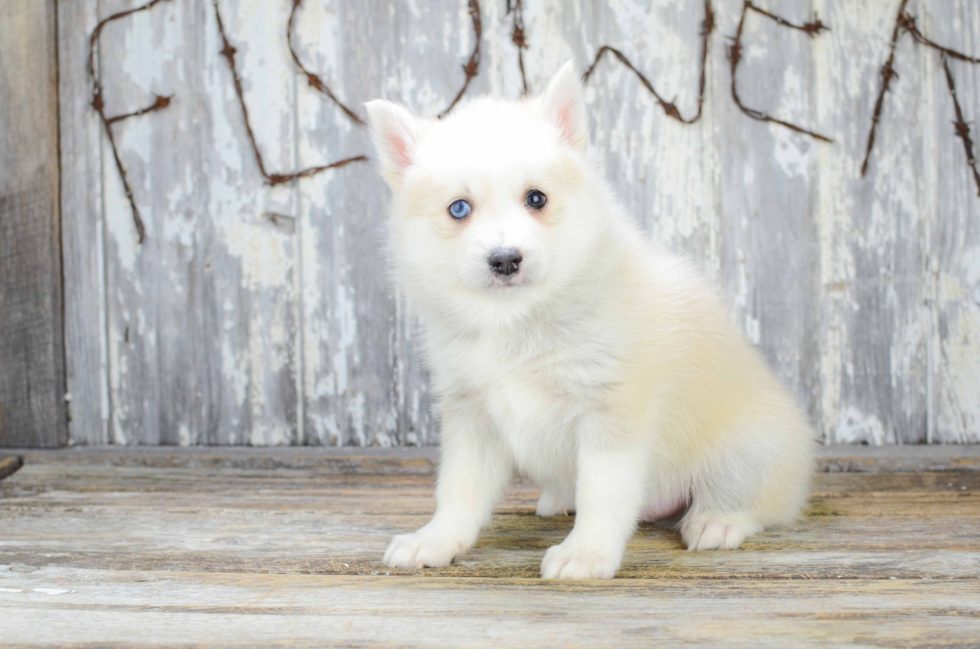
[[436, 328, 619, 465], [478, 354, 583, 475]]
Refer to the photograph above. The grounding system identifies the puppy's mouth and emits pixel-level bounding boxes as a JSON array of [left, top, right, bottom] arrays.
[[488, 274, 528, 289]]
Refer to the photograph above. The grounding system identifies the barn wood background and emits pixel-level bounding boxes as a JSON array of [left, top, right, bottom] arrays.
[[15, 0, 980, 447]]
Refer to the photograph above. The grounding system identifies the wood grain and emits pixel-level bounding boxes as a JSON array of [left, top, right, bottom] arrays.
[[95, 0, 303, 445], [59, 0, 108, 445], [0, 460, 978, 646], [0, 0, 66, 448], [926, 0, 980, 442], [813, 0, 934, 445], [714, 0, 821, 420], [293, 0, 482, 446], [4, 444, 980, 472], [1, 464, 978, 578], [2, 570, 979, 648]]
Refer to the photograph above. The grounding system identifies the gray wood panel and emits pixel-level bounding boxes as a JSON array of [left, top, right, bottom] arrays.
[[812, 0, 932, 444], [296, 0, 486, 446], [59, 1, 108, 445], [927, 0, 980, 442], [54, 0, 980, 446], [0, 0, 66, 448], [812, 0, 979, 443], [713, 0, 822, 431], [96, 0, 301, 445]]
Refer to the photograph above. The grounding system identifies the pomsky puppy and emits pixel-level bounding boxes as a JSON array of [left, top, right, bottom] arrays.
[[366, 62, 814, 579]]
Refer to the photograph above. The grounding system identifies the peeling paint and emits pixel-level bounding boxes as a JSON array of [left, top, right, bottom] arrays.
[[69, 0, 980, 447], [836, 407, 887, 446]]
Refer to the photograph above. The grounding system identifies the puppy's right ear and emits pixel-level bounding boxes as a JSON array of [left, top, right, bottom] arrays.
[[539, 61, 588, 152], [365, 100, 424, 188]]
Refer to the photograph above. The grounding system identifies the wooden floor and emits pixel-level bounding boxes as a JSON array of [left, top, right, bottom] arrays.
[[1, 448, 979, 647]]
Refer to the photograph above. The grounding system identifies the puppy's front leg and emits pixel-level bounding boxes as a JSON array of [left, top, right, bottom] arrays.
[[384, 402, 512, 569], [541, 419, 647, 579]]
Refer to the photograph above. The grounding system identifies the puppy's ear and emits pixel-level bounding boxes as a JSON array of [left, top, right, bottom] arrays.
[[365, 100, 425, 187], [539, 60, 587, 151]]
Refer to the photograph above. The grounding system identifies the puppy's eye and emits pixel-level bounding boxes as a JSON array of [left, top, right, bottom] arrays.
[[525, 189, 547, 210], [448, 199, 471, 220]]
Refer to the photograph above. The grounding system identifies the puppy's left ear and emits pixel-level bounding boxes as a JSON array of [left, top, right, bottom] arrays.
[[365, 100, 426, 188], [539, 60, 588, 151]]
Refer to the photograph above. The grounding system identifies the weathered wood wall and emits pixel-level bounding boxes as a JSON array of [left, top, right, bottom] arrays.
[[0, 0, 66, 448], [54, 0, 979, 447]]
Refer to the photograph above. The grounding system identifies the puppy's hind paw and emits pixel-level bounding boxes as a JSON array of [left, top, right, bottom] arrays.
[[681, 513, 758, 551], [535, 487, 575, 517], [383, 528, 466, 569]]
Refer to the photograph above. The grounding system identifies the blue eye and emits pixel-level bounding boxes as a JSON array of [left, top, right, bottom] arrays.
[[448, 199, 471, 220]]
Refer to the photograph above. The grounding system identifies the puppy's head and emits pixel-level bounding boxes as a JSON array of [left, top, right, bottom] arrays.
[[366, 62, 600, 326]]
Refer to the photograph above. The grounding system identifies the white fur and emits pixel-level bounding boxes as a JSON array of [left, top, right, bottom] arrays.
[[367, 62, 814, 579]]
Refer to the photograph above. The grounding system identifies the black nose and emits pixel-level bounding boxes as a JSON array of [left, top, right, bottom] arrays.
[[488, 248, 523, 277]]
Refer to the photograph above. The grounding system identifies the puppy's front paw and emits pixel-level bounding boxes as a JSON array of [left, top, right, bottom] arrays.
[[540, 538, 621, 579], [383, 528, 467, 569]]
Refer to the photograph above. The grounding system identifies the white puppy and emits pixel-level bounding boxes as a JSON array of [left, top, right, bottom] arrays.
[[366, 62, 814, 579]]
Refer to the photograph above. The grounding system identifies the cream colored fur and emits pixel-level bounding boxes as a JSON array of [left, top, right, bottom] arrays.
[[366, 62, 814, 579]]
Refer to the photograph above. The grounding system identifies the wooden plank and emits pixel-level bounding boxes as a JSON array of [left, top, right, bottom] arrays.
[[96, 0, 302, 445], [98, 0, 184, 445], [1, 464, 978, 579], [199, 0, 302, 445], [927, 1, 980, 443], [3, 444, 980, 472], [0, 570, 976, 648], [713, 0, 823, 425], [0, 464, 978, 646], [0, 0, 66, 448], [813, 0, 934, 444], [820, 443, 980, 472], [59, 0, 109, 445], [295, 0, 487, 445], [2, 446, 439, 473], [0, 444, 980, 474]]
